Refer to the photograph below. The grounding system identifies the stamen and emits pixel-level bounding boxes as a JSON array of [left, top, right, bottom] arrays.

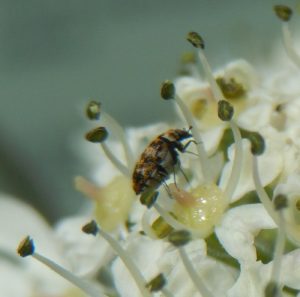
[[160, 80, 212, 183], [273, 5, 300, 68], [187, 32, 224, 102], [85, 101, 135, 171], [171, 234, 215, 297], [187, 32, 244, 199], [85, 126, 130, 176], [82, 221, 152, 297], [17, 236, 105, 297], [268, 195, 288, 296], [217, 100, 243, 202]]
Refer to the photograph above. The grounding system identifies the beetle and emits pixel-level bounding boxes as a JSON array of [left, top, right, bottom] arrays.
[[132, 128, 193, 195]]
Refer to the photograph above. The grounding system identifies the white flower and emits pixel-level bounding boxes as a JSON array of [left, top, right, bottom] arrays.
[[0, 194, 73, 296], [11, 4, 300, 297]]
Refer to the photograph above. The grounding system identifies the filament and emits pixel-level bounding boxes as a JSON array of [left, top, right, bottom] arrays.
[[101, 142, 130, 176], [102, 112, 135, 171], [97, 228, 152, 297], [162, 287, 175, 297], [175, 93, 211, 182], [179, 247, 215, 297], [252, 156, 279, 225], [224, 121, 243, 202], [32, 252, 105, 297], [270, 213, 285, 290], [282, 22, 300, 68], [197, 49, 224, 102]]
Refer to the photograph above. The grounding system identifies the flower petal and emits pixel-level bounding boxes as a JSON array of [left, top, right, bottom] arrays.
[[55, 215, 112, 276], [215, 204, 276, 264]]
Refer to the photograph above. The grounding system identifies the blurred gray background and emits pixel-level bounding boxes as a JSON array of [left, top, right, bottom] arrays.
[[0, 0, 295, 222]]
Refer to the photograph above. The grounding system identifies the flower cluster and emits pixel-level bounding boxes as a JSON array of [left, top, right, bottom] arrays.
[[13, 4, 300, 297]]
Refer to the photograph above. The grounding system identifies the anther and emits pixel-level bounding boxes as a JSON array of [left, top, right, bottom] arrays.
[[85, 127, 108, 143], [140, 191, 159, 208], [274, 5, 293, 22], [151, 216, 173, 239], [17, 236, 35, 257], [218, 100, 234, 121], [216, 77, 245, 100], [265, 281, 279, 297], [247, 131, 265, 155], [146, 273, 166, 292], [168, 230, 192, 247], [161, 80, 175, 100], [273, 194, 288, 211], [187, 32, 205, 49], [86, 101, 101, 120], [82, 220, 99, 236]]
